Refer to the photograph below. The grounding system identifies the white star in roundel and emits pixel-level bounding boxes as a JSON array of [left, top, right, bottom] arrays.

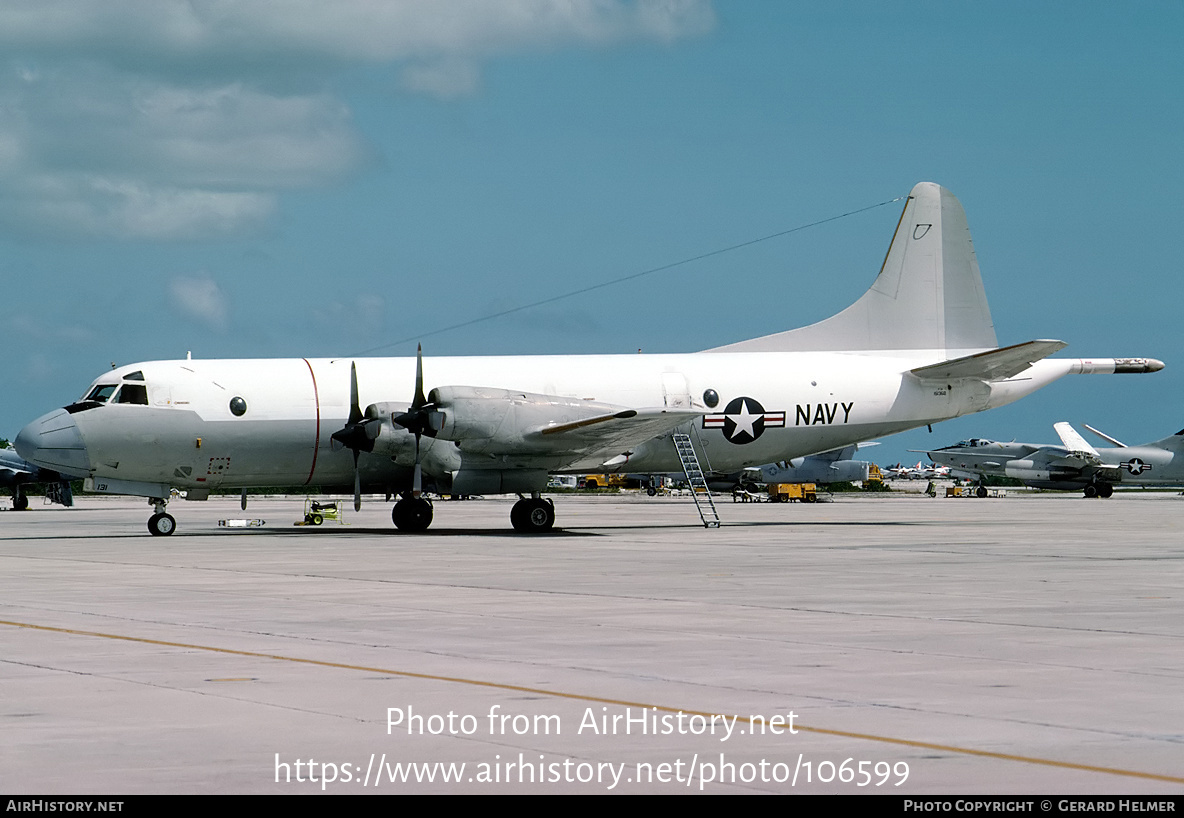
[[1126, 458, 1150, 475], [730, 399, 759, 439]]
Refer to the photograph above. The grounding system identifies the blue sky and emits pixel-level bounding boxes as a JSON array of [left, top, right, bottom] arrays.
[[4, 1, 1182, 466]]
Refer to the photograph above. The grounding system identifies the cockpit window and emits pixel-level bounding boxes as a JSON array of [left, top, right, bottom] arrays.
[[123, 371, 145, 381], [952, 438, 994, 448], [86, 384, 118, 403], [115, 384, 149, 405]]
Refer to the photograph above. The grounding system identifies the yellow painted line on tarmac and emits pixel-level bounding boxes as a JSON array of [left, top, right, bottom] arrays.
[[5, 618, 1182, 785]]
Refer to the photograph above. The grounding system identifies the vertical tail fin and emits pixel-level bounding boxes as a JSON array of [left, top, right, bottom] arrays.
[[712, 182, 998, 353]]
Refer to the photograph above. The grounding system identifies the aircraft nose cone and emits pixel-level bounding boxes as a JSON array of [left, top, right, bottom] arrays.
[[15, 409, 91, 477]]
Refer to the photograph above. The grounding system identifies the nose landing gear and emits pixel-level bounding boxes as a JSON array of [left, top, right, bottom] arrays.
[[148, 497, 175, 536]]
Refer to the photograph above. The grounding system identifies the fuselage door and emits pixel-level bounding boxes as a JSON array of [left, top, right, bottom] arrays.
[[661, 373, 692, 409]]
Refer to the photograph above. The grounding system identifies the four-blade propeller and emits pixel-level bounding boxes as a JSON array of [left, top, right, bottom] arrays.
[[330, 346, 440, 510], [391, 345, 441, 497], [330, 361, 382, 511]]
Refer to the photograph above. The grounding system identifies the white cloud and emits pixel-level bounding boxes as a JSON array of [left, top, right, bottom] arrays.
[[397, 60, 483, 100], [0, 1, 715, 62], [169, 275, 229, 329], [0, 1, 715, 239]]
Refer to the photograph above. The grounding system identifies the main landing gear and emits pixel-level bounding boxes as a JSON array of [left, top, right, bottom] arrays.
[[1083, 483, 1114, 499], [511, 495, 555, 533], [392, 494, 433, 532], [147, 497, 176, 536]]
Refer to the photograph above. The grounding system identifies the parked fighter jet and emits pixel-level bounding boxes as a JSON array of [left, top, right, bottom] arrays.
[[15, 183, 1163, 534], [0, 447, 73, 510], [924, 423, 1184, 497], [700, 443, 877, 493]]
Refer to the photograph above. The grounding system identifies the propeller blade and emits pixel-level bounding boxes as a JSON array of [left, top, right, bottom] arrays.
[[412, 432, 422, 497], [354, 451, 362, 512], [348, 362, 363, 425], [413, 344, 427, 410]]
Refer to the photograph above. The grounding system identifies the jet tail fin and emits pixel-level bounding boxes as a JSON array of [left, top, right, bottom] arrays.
[[712, 182, 998, 353]]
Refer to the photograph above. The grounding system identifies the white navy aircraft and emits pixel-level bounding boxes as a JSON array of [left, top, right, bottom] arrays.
[[925, 423, 1184, 498], [15, 183, 1163, 535]]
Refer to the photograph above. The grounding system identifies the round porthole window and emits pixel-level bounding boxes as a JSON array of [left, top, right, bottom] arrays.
[[703, 388, 720, 408], [229, 397, 247, 416]]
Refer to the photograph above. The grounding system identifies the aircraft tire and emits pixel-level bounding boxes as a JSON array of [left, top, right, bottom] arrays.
[[511, 498, 554, 533], [975, 485, 988, 498], [1098, 483, 1114, 499], [1083, 485, 1098, 498], [13, 494, 29, 511], [392, 498, 433, 532], [148, 512, 176, 536], [646, 485, 657, 497]]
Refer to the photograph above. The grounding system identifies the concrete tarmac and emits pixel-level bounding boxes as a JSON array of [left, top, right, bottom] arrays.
[[2, 490, 1182, 794]]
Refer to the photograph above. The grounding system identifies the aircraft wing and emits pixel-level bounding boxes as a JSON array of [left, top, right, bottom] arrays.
[[0, 448, 36, 478], [1052, 422, 1103, 465], [1084, 424, 1126, 447], [425, 385, 702, 467], [532, 407, 702, 464], [910, 340, 1067, 382]]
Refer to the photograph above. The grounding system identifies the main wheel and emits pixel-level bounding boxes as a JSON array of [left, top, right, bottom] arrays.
[[392, 498, 433, 532], [975, 485, 988, 498], [1083, 484, 1098, 498], [511, 498, 555, 533], [148, 512, 176, 536], [13, 494, 29, 511], [1098, 483, 1114, 498]]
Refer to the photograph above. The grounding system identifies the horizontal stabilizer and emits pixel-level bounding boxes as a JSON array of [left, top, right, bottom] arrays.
[[910, 340, 1067, 382]]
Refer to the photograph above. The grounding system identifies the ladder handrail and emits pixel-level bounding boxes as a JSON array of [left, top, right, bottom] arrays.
[[672, 432, 721, 528]]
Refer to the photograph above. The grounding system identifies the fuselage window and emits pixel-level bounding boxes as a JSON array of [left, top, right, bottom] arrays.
[[115, 384, 149, 405]]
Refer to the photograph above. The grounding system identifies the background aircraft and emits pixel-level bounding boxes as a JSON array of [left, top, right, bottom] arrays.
[[15, 184, 1163, 535], [924, 423, 1184, 497], [713, 443, 878, 492], [0, 446, 73, 510]]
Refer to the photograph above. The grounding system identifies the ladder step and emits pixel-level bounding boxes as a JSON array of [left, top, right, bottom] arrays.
[[672, 433, 720, 528]]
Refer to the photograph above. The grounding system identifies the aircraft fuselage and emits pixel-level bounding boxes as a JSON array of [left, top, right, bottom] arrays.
[[18, 349, 1078, 497]]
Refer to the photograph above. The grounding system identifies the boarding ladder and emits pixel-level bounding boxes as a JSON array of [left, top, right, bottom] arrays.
[[672, 432, 721, 528]]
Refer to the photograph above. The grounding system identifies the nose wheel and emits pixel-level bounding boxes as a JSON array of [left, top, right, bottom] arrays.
[[147, 498, 175, 536], [148, 512, 176, 536]]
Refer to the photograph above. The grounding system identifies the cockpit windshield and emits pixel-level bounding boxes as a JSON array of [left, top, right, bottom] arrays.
[[85, 384, 118, 403], [951, 438, 994, 448], [68, 376, 150, 413]]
